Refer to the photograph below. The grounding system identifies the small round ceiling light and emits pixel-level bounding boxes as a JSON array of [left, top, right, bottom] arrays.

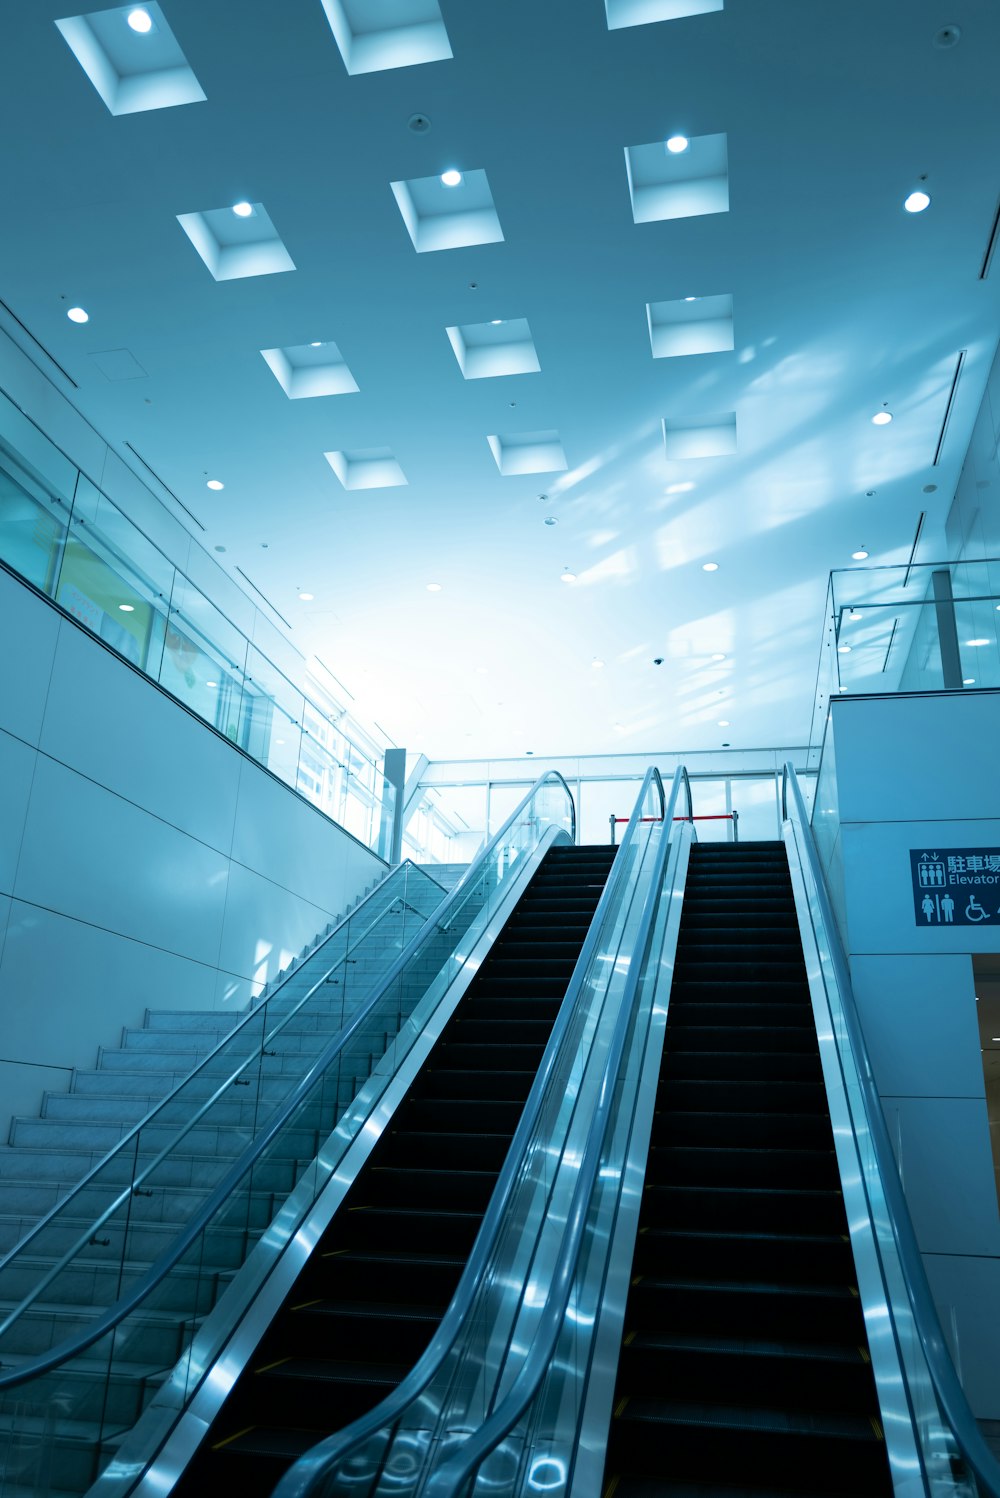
[[232, 201, 254, 218], [591, 658, 605, 669], [206, 479, 224, 491], [426, 582, 442, 592], [665, 135, 689, 154], [871, 410, 892, 426], [126, 8, 153, 32], [66, 306, 89, 323], [490, 319, 503, 325], [702, 561, 719, 572], [298, 591, 314, 601], [441, 169, 462, 187], [849, 609, 863, 620], [310, 341, 322, 348], [711, 652, 726, 661], [544, 516, 558, 526], [904, 190, 931, 213], [718, 719, 730, 727], [206, 680, 218, 688], [963, 677, 976, 685], [966, 637, 989, 647], [852, 548, 870, 560], [838, 644, 852, 654], [561, 569, 577, 584], [118, 603, 135, 612]]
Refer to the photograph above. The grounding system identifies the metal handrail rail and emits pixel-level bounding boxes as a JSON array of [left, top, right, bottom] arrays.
[[0, 770, 575, 1391], [0, 860, 444, 1306], [421, 767, 686, 1498], [781, 762, 1000, 1498], [273, 765, 678, 1498]]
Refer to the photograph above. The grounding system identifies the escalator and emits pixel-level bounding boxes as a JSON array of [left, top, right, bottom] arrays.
[[173, 843, 617, 1498], [602, 840, 893, 1497]]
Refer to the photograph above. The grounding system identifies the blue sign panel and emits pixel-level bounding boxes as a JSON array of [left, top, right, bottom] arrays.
[[910, 849, 1000, 927]]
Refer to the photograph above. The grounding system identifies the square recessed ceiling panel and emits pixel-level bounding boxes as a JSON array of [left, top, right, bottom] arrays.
[[447, 320, 540, 380], [177, 204, 295, 282], [606, 0, 723, 27], [320, 0, 452, 74], [663, 413, 737, 459], [391, 171, 503, 253], [626, 134, 729, 223], [325, 448, 407, 490], [55, 4, 205, 115], [647, 295, 734, 358], [488, 431, 568, 477], [261, 342, 359, 398]]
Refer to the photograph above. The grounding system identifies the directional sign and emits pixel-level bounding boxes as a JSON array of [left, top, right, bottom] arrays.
[[910, 849, 1000, 927]]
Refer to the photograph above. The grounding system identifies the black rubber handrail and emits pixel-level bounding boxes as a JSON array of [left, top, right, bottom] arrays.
[[782, 762, 1000, 1498], [272, 765, 679, 1498], [0, 771, 575, 1391], [0, 860, 445, 1328]]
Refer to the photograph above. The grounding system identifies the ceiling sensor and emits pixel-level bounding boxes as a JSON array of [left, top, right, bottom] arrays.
[[408, 113, 431, 133], [933, 24, 961, 47], [923, 483, 938, 493]]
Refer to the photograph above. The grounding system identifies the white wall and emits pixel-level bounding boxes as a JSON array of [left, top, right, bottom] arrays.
[[822, 689, 1000, 1416], [0, 565, 385, 1139]]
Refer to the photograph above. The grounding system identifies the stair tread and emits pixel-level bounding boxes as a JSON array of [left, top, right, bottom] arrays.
[[615, 1397, 881, 1442]]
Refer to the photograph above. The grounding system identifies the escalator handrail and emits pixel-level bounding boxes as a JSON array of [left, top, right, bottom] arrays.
[[273, 764, 679, 1498], [782, 762, 1000, 1498], [0, 858, 444, 1283], [420, 767, 684, 1498], [0, 771, 575, 1391]]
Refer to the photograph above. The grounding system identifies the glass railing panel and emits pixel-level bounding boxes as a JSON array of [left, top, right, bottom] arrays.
[[0, 400, 397, 856], [0, 778, 572, 1497]]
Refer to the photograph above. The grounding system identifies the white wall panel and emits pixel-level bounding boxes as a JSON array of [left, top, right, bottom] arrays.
[[217, 861, 332, 987], [13, 755, 231, 967], [923, 1253, 1000, 1417], [230, 759, 380, 913], [833, 694, 1000, 825], [883, 1095, 1000, 1256], [39, 623, 241, 856], [0, 728, 35, 897], [0, 567, 60, 747], [850, 954, 981, 1099]]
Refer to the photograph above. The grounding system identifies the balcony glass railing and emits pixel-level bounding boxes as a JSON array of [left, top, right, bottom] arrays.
[[0, 387, 391, 852], [809, 556, 1000, 758]]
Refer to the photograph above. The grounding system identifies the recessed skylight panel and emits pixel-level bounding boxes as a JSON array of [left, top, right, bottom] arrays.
[[261, 342, 358, 398], [447, 320, 540, 380], [662, 413, 737, 459], [177, 204, 295, 281], [55, 4, 205, 115], [320, 0, 452, 75], [606, 0, 723, 28], [488, 431, 568, 477], [391, 170, 504, 253], [647, 295, 734, 358], [626, 133, 729, 223], [325, 448, 407, 490]]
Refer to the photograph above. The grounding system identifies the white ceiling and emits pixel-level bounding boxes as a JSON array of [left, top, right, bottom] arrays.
[[2, 0, 999, 761]]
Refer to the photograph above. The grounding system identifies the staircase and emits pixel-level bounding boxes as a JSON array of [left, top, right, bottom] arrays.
[[0, 864, 451, 1498], [603, 840, 893, 1498], [169, 843, 617, 1498]]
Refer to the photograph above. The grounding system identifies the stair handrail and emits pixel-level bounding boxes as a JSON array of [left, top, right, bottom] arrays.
[[781, 761, 1000, 1498], [0, 859, 446, 1281], [272, 764, 682, 1498], [0, 771, 574, 1388]]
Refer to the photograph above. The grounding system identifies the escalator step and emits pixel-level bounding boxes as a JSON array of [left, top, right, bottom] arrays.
[[658, 1110, 832, 1148], [643, 1145, 840, 1189], [632, 1227, 854, 1283], [661, 1052, 822, 1083], [663, 1025, 817, 1053], [643, 1183, 847, 1234]]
